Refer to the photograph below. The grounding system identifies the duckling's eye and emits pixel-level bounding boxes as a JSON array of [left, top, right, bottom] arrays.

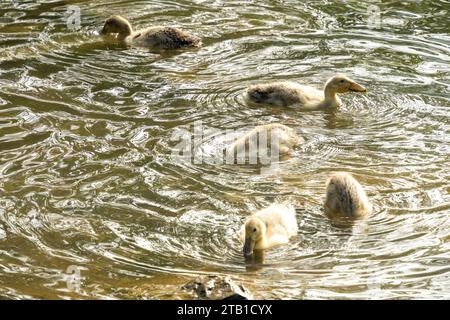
[[340, 80, 345, 83], [253, 228, 257, 233]]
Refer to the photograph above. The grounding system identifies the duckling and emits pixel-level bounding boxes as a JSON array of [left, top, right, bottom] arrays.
[[241, 203, 298, 256], [324, 172, 372, 219], [100, 15, 202, 49], [245, 75, 367, 109], [229, 123, 303, 162]]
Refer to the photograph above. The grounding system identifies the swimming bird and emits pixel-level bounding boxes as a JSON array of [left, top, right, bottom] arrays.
[[229, 123, 303, 162], [245, 75, 367, 109], [324, 172, 372, 219], [241, 203, 298, 256], [100, 15, 202, 49]]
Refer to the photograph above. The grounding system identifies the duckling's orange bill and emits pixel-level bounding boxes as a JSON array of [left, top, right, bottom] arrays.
[[349, 82, 367, 92]]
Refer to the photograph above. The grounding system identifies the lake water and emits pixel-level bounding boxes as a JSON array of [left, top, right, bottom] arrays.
[[0, 0, 449, 299]]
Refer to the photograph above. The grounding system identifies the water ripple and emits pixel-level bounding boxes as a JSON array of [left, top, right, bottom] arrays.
[[0, 0, 448, 299]]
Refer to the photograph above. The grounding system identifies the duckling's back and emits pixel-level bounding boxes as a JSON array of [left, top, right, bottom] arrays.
[[255, 203, 298, 237], [229, 123, 303, 160], [134, 26, 202, 49], [324, 172, 372, 218], [245, 82, 323, 107]]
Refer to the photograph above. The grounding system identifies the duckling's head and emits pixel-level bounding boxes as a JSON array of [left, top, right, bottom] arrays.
[[325, 75, 367, 95], [101, 15, 133, 37], [243, 218, 266, 256]]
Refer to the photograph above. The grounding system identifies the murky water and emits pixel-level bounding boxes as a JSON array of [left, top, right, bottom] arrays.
[[0, 0, 449, 299]]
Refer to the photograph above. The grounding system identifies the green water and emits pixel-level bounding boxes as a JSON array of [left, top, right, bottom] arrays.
[[0, 0, 449, 299]]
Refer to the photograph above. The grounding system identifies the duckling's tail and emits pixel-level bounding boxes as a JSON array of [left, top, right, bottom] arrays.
[[245, 86, 269, 104], [190, 37, 202, 48]]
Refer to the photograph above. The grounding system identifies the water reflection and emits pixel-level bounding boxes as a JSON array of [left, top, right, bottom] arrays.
[[244, 250, 265, 271], [0, 0, 449, 300]]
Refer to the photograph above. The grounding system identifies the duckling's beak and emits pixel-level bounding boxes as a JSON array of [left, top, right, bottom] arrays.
[[349, 82, 367, 93], [243, 238, 255, 256]]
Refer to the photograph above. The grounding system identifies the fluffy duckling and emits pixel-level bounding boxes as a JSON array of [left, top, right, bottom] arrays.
[[241, 203, 298, 256], [245, 75, 367, 109], [324, 172, 372, 219], [101, 15, 202, 49], [229, 123, 303, 162]]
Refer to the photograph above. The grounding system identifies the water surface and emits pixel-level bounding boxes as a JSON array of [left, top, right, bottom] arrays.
[[0, 0, 449, 299]]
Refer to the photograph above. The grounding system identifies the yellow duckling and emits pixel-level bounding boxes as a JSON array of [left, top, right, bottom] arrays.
[[100, 15, 202, 49], [245, 75, 367, 109], [241, 203, 298, 256], [324, 172, 372, 219], [229, 123, 303, 162]]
